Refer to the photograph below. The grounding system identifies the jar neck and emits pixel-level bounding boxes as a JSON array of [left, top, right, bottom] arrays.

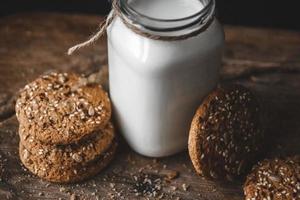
[[118, 0, 215, 37]]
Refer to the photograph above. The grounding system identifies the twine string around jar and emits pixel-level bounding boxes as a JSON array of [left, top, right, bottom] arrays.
[[67, 11, 116, 55], [68, 0, 215, 55]]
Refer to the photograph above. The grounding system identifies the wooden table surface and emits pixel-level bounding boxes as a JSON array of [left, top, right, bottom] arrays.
[[0, 13, 300, 200]]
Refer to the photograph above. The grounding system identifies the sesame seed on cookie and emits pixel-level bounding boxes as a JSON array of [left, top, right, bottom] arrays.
[[16, 72, 111, 145], [19, 140, 117, 183], [19, 123, 115, 169], [188, 84, 265, 181], [244, 156, 300, 200]]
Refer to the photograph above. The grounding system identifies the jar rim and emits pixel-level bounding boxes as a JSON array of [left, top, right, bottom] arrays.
[[119, 0, 215, 32]]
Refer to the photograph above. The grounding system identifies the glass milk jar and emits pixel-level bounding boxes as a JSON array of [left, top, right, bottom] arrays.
[[107, 0, 224, 157]]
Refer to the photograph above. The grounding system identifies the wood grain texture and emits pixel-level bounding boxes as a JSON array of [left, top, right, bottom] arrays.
[[0, 13, 300, 200]]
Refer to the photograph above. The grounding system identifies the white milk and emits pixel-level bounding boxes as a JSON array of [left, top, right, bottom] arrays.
[[128, 0, 203, 19], [107, 0, 224, 157]]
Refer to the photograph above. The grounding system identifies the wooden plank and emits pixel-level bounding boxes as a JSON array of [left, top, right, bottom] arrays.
[[0, 13, 300, 200]]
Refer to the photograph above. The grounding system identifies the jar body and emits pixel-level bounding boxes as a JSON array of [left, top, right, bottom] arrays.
[[107, 17, 224, 157]]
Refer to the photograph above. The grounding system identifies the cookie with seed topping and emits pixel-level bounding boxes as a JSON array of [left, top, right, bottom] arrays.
[[244, 156, 300, 200], [19, 141, 117, 183], [16, 72, 111, 145], [188, 84, 264, 181], [19, 122, 115, 169]]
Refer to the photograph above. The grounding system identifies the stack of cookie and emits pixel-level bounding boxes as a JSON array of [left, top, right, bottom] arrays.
[[16, 72, 117, 183]]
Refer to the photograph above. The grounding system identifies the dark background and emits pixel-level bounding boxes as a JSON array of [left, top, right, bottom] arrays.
[[0, 0, 299, 30]]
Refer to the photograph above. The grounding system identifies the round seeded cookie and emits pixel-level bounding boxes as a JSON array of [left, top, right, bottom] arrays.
[[19, 122, 115, 168], [244, 156, 300, 200], [188, 84, 264, 181], [19, 141, 117, 183], [16, 72, 111, 145]]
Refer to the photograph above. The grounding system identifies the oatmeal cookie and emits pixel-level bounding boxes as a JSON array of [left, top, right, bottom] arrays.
[[244, 156, 300, 200], [19, 123, 115, 168], [188, 84, 264, 181], [19, 141, 117, 183], [16, 72, 111, 144]]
